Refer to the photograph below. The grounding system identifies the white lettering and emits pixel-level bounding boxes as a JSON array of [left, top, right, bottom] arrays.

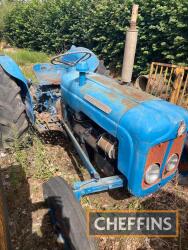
[[137, 217, 145, 230], [163, 217, 172, 230], [94, 217, 105, 231], [151, 217, 163, 230], [119, 217, 127, 230], [127, 217, 136, 230], [106, 217, 118, 230]]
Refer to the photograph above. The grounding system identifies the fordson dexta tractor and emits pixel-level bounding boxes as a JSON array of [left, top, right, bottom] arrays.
[[0, 45, 188, 249], [0, 4, 188, 249]]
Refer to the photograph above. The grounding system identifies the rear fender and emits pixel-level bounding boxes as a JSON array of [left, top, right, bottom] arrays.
[[0, 54, 35, 124]]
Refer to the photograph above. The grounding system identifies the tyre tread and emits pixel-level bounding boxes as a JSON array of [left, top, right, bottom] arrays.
[[0, 66, 28, 148], [43, 176, 96, 250]]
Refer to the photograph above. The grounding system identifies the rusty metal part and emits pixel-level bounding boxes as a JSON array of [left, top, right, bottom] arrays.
[[144, 62, 188, 109], [170, 67, 185, 104], [43, 77, 61, 85], [55, 98, 63, 120], [29, 85, 37, 100], [37, 72, 62, 85], [73, 123, 116, 159], [97, 135, 116, 159], [73, 123, 97, 149], [162, 134, 186, 178], [90, 75, 156, 102], [33, 64, 63, 85], [35, 112, 63, 132], [134, 75, 149, 91]]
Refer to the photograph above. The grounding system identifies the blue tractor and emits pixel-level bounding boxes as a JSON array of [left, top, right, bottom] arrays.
[[0, 46, 188, 249]]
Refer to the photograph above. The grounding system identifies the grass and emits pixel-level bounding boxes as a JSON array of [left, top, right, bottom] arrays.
[[1, 47, 49, 81], [9, 165, 25, 190], [21, 65, 38, 82], [10, 130, 58, 183], [127, 198, 144, 210], [32, 136, 57, 180], [4, 48, 49, 65]]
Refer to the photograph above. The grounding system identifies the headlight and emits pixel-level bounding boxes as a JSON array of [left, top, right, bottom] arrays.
[[178, 121, 186, 137], [145, 164, 160, 185], [165, 154, 179, 172]]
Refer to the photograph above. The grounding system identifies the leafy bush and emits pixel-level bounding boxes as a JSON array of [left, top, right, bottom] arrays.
[[3, 0, 188, 75], [0, 0, 13, 40]]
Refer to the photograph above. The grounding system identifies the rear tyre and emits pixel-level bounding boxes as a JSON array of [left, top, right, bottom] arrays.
[[43, 176, 96, 250], [0, 67, 28, 149], [0, 176, 11, 250]]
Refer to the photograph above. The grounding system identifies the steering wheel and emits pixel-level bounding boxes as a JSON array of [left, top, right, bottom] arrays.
[[51, 51, 92, 66]]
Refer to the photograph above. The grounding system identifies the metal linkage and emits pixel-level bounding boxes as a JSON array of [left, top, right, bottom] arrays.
[[73, 175, 125, 200], [61, 118, 100, 180]]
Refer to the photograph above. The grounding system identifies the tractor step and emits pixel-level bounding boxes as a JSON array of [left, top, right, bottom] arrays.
[[73, 175, 125, 200]]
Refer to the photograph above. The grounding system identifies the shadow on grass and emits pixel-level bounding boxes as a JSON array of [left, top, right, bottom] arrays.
[[0, 162, 74, 250]]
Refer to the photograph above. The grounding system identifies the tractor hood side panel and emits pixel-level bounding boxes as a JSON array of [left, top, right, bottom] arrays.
[[61, 73, 145, 136]]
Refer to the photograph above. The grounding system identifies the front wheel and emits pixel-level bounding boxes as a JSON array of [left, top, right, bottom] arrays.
[[43, 176, 96, 250]]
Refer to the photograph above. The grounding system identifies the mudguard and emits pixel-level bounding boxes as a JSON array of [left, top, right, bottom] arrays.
[[0, 55, 35, 123]]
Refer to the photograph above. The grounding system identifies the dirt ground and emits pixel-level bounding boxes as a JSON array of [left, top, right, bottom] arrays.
[[0, 130, 188, 250]]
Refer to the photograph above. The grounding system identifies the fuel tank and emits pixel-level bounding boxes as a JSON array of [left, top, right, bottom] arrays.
[[61, 70, 188, 196]]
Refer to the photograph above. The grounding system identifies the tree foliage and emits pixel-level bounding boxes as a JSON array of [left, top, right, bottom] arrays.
[[3, 0, 188, 75], [0, 0, 14, 39]]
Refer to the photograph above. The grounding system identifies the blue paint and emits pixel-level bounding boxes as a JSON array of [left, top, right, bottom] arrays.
[[35, 85, 61, 115], [73, 176, 125, 201], [76, 61, 89, 86], [62, 45, 99, 72], [32, 46, 99, 118], [0, 55, 35, 124], [33, 46, 99, 86], [61, 70, 188, 198], [2, 46, 188, 200]]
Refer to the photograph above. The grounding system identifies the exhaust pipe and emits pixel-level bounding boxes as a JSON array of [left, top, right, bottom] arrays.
[[121, 4, 139, 84]]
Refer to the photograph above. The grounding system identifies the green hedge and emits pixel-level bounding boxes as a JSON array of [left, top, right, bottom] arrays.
[[3, 0, 188, 75], [0, 0, 13, 39]]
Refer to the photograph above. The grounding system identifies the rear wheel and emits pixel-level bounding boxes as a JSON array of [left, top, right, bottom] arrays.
[[0, 176, 11, 250], [43, 176, 96, 250], [0, 66, 28, 149]]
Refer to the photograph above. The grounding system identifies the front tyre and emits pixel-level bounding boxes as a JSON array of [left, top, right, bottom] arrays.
[[43, 176, 96, 250]]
